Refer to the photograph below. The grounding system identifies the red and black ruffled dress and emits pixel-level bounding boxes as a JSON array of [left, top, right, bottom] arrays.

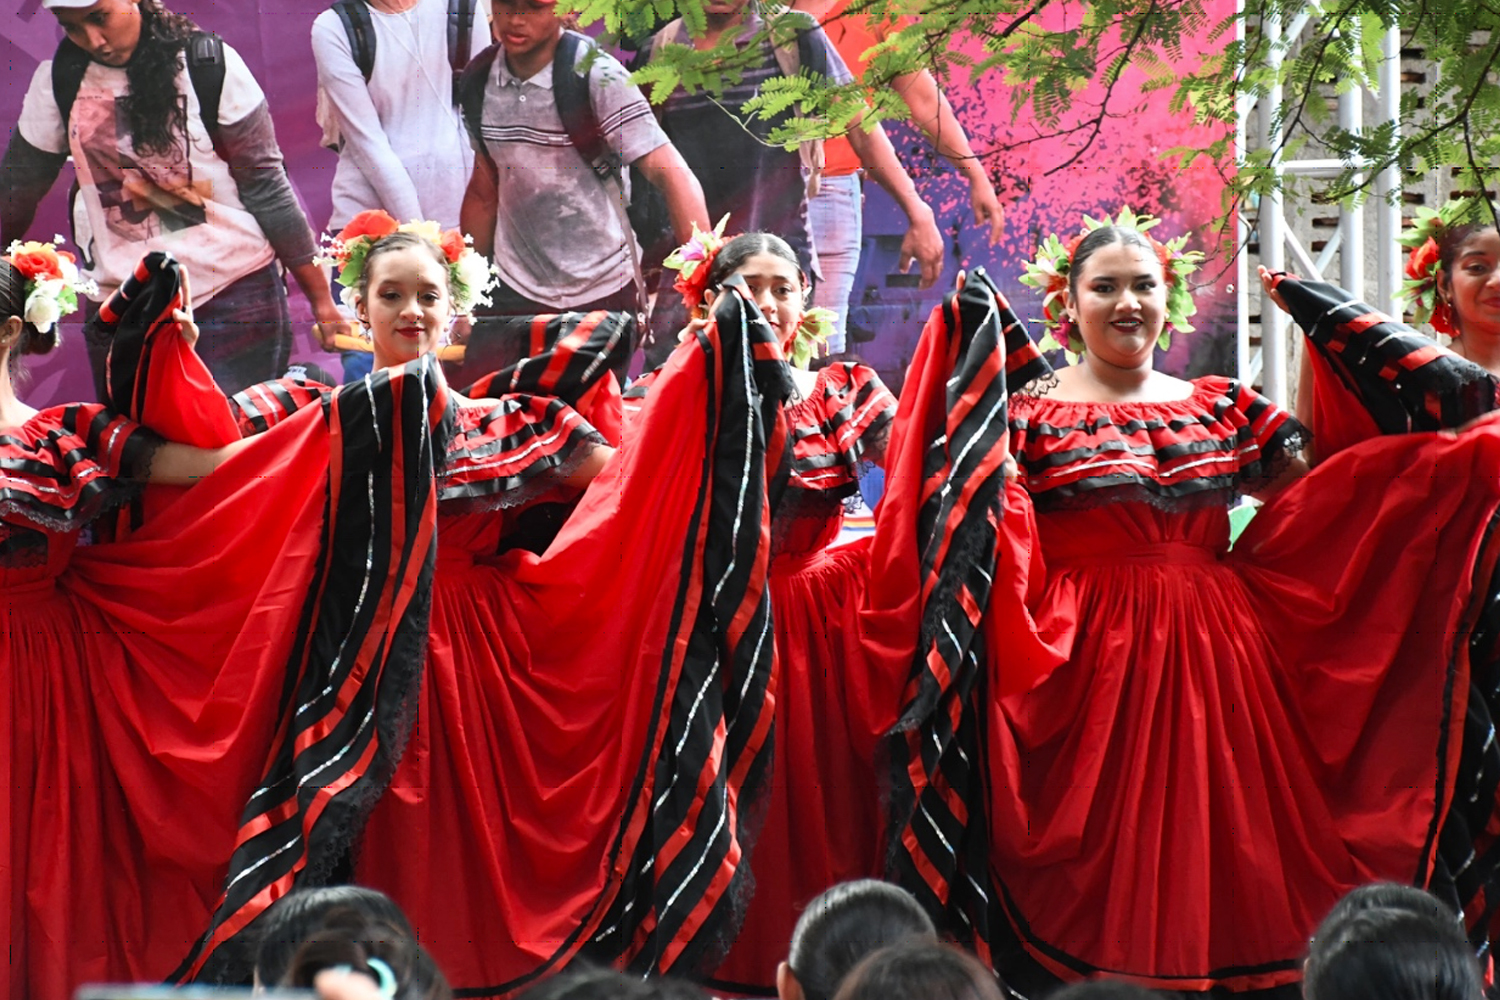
[[117, 278, 790, 996], [4, 254, 450, 1000], [964, 339, 1500, 994], [629, 272, 1049, 994], [1268, 273, 1500, 966], [706, 361, 899, 992]]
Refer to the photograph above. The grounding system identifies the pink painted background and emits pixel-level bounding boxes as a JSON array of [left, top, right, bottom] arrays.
[[0, 0, 1236, 404]]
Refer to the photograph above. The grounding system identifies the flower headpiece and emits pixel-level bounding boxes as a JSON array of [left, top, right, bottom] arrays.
[[663, 214, 732, 314], [1018, 207, 1204, 357], [1397, 200, 1493, 336], [788, 307, 836, 369], [3, 237, 96, 336], [315, 210, 497, 317]]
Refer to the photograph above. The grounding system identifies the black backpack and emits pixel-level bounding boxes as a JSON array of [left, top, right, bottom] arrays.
[[457, 31, 659, 320], [457, 27, 832, 261], [626, 14, 831, 266], [52, 31, 228, 157], [457, 32, 636, 198], [329, 0, 476, 100]]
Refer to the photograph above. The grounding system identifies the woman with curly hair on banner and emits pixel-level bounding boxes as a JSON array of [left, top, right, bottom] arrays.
[[106, 208, 789, 997], [622, 221, 1049, 995], [0, 0, 349, 395], [887, 208, 1500, 999], [0, 238, 451, 1000]]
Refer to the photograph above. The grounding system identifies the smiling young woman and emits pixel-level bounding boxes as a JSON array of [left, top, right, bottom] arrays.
[[888, 210, 1500, 1000]]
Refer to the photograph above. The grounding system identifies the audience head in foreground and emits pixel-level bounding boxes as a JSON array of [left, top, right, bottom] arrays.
[[779, 879, 938, 1000], [253, 885, 451, 1000], [1304, 883, 1480, 1000], [830, 938, 1004, 1000]]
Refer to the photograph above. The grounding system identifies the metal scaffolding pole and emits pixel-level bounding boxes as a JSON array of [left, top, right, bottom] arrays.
[[1258, 9, 1289, 407], [1237, 5, 1404, 398]]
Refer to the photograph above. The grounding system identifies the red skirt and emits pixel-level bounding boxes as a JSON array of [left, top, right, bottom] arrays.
[[986, 424, 1500, 991]]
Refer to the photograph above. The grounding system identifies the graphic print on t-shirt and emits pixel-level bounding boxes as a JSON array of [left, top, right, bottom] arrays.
[[74, 89, 209, 241]]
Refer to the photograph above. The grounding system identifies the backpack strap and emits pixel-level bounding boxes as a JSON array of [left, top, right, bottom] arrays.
[[768, 8, 828, 81], [457, 43, 500, 169], [447, 0, 475, 103], [764, 10, 827, 200], [50, 38, 93, 132], [794, 17, 829, 80], [552, 31, 620, 180], [550, 32, 648, 335], [185, 32, 227, 153], [332, 0, 377, 82]]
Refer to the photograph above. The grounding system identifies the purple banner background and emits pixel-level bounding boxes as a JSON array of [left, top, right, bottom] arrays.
[[1, 1, 1236, 405]]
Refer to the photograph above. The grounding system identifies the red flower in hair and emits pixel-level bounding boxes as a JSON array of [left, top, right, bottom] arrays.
[[439, 229, 467, 264], [1405, 236, 1440, 281], [7, 245, 63, 282], [338, 209, 400, 245]]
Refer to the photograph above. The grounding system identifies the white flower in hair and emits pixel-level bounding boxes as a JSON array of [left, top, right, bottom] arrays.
[[25, 279, 64, 334], [452, 250, 497, 315], [4, 238, 92, 339]]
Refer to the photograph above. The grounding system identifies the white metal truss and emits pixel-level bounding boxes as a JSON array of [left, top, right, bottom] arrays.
[[1235, 5, 1404, 408]]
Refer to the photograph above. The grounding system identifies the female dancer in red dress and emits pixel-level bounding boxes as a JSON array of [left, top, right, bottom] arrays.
[[2, 241, 452, 1000], [116, 213, 790, 995], [902, 212, 1500, 999], [627, 227, 1045, 994], [1254, 198, 1500, 971]]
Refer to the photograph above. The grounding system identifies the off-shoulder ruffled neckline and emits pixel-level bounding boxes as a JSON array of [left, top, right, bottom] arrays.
[[1015, 375, 1228, 416]]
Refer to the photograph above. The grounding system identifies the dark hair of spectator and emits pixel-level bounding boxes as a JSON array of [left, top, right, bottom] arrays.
[[1312, 882, 1462, 942], [646, 976, 711, 1000], [122, 0, 201, 156], [1304, 907, 1481, 1000], [831, 939, 1005, 1000], [356, 231, 454, 308], [706, 232, 806, 293], [1046, 977, 1165, 1000], [1066, 226, 1161, 297], [785, 879, 937, 1000], [512, 965, 658, 1000], [0, 258, 58, 356], [253, 885, 451, 1000]]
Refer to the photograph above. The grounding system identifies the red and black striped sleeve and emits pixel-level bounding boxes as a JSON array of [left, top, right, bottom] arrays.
[[460, 311, 631, 446], [0, 403, 161, 532], [1220, 377, 1309, 486], [231, 377, 333, 437], [438, 393, 608, 510], [1270, 272, 1497, 438], [787, 362, 897, 493], [97, 251, 244, 449]]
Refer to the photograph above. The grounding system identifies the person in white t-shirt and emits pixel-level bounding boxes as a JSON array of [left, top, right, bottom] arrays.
[[0, 0, 350, 396], [311, 0, 489, 381]]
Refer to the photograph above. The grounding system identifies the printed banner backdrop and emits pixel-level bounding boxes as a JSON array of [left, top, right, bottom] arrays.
[[0, 0, 1235, 406]]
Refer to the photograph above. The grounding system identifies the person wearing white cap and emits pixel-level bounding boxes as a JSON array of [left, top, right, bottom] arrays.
[[0, 0, 352, 397]]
